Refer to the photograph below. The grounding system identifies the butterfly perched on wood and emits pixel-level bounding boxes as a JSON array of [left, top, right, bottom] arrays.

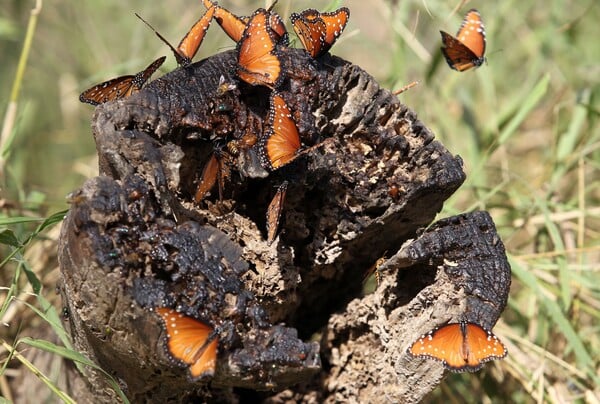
[[259, 93, 301, 170], [408, 321, 507, 372], [266, 181, 288, 245], [202, 0, 288, 44], [79, 56, 166, 106], [290, 7, 350, 58], [135, 5, 215, 67], [236, 8, 283, 87], [440, 9, 486, 72], [156, 307, 219, 379]]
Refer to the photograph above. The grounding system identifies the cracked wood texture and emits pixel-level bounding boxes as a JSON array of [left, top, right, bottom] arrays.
[[58, 49, 510, 403]]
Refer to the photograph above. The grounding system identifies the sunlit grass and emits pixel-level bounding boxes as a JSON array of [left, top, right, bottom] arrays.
[[1, 0, 599, 401]]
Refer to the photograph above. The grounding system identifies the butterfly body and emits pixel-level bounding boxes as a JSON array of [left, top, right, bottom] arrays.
[[440, 9, 486, 71], [408, 321, 507, 372]]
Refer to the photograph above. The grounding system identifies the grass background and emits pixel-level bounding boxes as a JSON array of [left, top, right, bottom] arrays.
[[1, 0, 599, 402]]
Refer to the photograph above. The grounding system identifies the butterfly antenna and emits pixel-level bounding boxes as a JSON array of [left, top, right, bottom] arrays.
[[135, 13, 189, 66]]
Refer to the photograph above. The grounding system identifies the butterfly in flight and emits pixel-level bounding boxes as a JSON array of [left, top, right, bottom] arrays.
[[236, 8, 283, 87], [202, 0, 288, 44], [440, 9, 486, 72], [156, 307, 219, 379], [136, 5, 215, 67], [266, 181, 288, 245], [259, 93, 301, 170], [290, 7, 350, 58], [79, 56, 166, 106], [408, 321, 507, 372]]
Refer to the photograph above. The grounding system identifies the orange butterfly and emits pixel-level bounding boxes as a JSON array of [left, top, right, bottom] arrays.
[[408, 321, 507, 372], [266, 181, 288, 245], [440, 9, 486, 71], [291, 7, 350, 58], [156, 307, 219, 379], [79, 56, 165, 106], [136, 6, 215, 66], [203, 0, 287, 44], [194, 153, 221, 203], [236, 9, 283, 87], [259, 93, 301, 170]]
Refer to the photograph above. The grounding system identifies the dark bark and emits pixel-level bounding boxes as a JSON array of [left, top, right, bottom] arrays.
[[58, 49, 510, 403]]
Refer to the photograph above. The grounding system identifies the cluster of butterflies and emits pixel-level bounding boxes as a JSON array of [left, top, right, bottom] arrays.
[[78, 2, 497, 380]]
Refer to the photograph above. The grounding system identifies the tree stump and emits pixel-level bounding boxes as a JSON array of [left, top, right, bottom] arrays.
[[58, 49, 510, 402]]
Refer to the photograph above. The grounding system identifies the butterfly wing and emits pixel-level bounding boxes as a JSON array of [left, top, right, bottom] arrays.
[[132, 56, 166, 90], [194, 153, 220, 202], [177, 5, 215, 62], [409, 323, 468, 371], [79, 76, 136, 106], [291, 11, 327, 58], [236, 9, 282, 87], [259, 93, 301, 170], [208, 1, 248, 42], [157, 308, 218, 379], [320, 7, 350, 51], [409, 322, 507, 372], [292, 7, 349, 58], [266, 181, 288, 245], [440, 9, 486, 71], [464, 322, 508, 369], [79, 56, 165, 106], [455, 9, 486, 58]]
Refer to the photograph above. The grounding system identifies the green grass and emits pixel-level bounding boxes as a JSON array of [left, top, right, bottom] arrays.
[[1, 0, 599, 402]]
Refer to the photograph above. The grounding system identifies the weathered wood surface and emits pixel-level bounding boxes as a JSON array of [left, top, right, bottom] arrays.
[[58, 49, 510, 403]]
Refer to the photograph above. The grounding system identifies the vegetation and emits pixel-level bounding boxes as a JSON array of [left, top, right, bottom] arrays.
[[1, 0, 598, 402]]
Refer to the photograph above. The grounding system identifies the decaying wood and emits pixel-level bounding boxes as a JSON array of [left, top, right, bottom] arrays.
[[58, 49, 510, 403]]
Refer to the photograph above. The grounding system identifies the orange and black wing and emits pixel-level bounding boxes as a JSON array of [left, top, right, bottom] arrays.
[[203, 0, 248, 42], [320, 7, 350, 50], [408, 322, 507, 373], [291, 10, 327, 58], [440, 9, 486, 71], [156, 308, 218, 379], [79, 56, 165, 106], [291, 7, 349, 58], [259, 93, 301, 170], [176, 5, 215, 62], [266, 181, 288, 245], [236, 9, 282, 87]]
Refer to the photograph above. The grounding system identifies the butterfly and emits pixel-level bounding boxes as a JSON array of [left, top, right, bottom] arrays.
[[236, 9, 283, 87], [79, 56, 166, 106], [203, 0, 288, 44], [290, 7, 350, 58], [202, 0, 247, 42], [194, 153, 221, 203], [259, 93, 301, 170], [266, 181, 288, 245], [408, 321, 507, 372], [156, 307, 219, 379], [440, 9, 486, 72], [136, 6, 215, 67]]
